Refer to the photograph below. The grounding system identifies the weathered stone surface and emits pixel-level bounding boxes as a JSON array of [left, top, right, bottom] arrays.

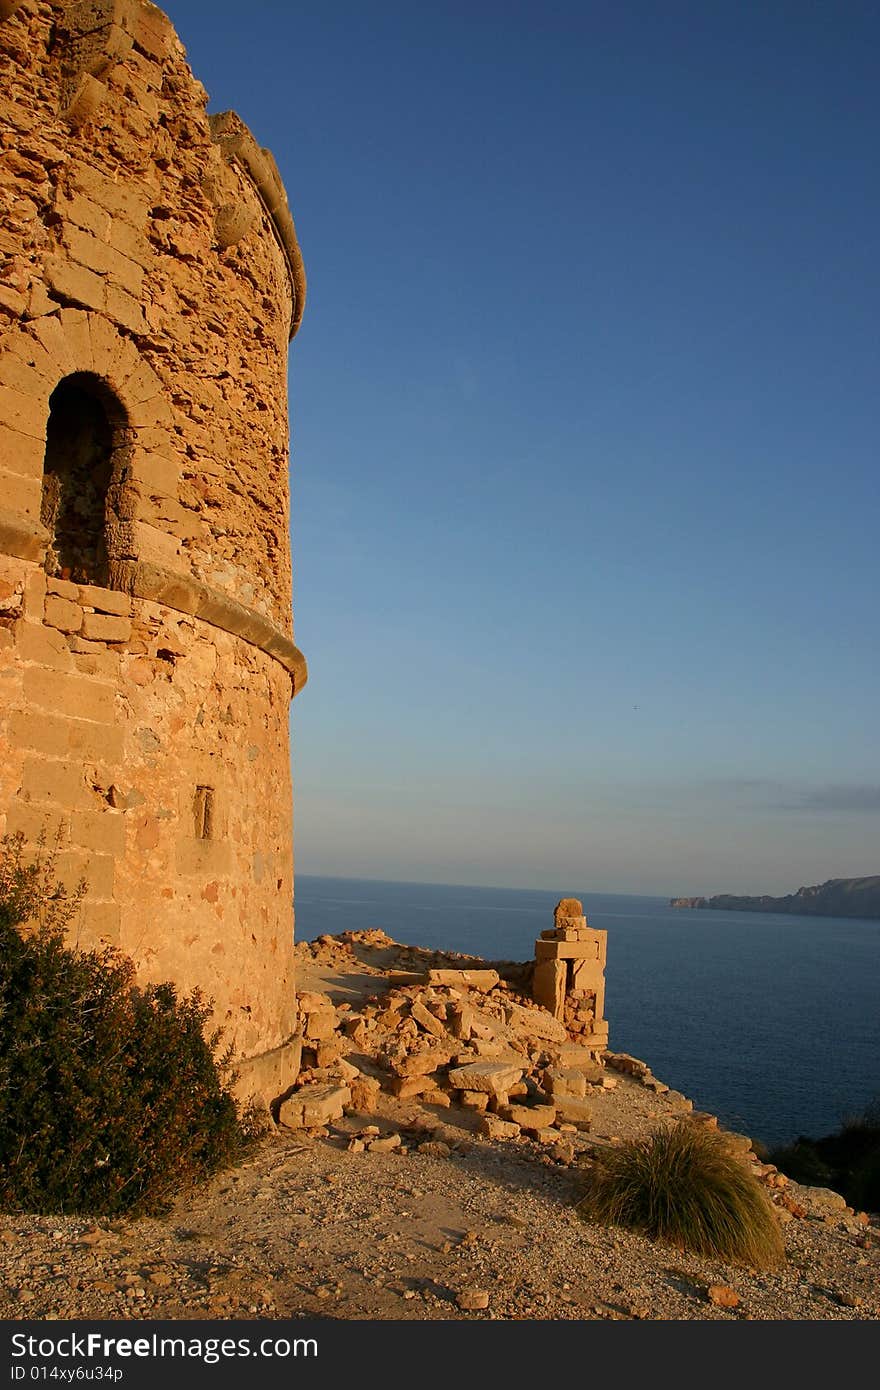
[[552, 1097, 592, 1130], [392, 1046, 454, 1078], [447, 1061, 524, 1096], [479, 1115, 521, 1141], [347, 1075, 381, 1114], [456, 1289, 490, 1310], [427, 968, 499, 992], [532, 958, 566, 1018], [543, 1066, 588, 1099], [504, 1001, 568, 1043], [707, 1284, 740, 1309], [498, 1103, 557, 1131], [458, 1090, 489, 1112], [278, 1085, 351, 1130], [0, 1, 307, 1108], [410, 1000, 447, 1038], [555, 1048, 605, 1079]]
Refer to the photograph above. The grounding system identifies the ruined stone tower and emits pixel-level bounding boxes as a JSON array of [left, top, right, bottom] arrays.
[[0, 0, 307, 1100]]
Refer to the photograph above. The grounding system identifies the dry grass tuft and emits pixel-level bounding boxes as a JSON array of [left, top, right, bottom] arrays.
[[577, 1121, 785, 1269]]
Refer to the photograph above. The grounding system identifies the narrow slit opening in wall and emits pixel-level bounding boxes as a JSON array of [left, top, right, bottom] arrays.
[[194, 786, 215, 840]]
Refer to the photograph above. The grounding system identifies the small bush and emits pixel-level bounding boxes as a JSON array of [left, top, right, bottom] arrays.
[[770, 1102, 880, 1213], [577, 1121, 785, 1268], [0, 832, 249, 1216]]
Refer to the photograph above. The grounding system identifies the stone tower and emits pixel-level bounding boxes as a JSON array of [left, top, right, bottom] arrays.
[[0, 0, 307, 1102]]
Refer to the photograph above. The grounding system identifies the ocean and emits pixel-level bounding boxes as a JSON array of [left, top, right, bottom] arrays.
[[294, 874, 880, 1149]]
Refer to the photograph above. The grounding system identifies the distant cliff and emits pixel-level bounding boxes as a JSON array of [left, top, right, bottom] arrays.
[[670, 877, 880, 920]]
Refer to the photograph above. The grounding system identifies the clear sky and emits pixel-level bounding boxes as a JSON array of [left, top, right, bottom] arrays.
[[170, 1, 879, 895]]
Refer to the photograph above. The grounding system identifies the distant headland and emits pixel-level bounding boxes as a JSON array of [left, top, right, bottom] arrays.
[[670, 876, 880, 920]]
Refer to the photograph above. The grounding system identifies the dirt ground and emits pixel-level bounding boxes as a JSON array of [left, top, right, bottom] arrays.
[[0, 935, 877, 1322]]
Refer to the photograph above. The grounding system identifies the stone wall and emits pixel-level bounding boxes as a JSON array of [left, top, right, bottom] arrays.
[[532, 898, 609, 1055], [0, 1, 307, 1101]]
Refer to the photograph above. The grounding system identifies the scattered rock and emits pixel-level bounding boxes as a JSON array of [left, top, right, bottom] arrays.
[[707, 1285, 740, 1309], [456, 1289, 490, 1310]]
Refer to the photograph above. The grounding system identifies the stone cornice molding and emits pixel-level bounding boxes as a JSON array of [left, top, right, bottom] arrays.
[[0, 515, 307, 694]]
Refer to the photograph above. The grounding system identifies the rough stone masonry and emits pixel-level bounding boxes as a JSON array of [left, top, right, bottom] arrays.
[[0, 0, 308, 1103]]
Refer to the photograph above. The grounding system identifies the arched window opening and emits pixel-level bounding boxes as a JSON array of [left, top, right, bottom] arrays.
[[40, 372, 128, 586]]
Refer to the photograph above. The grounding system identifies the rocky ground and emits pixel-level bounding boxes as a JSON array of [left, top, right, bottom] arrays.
[[0, 931, 877, 1322]]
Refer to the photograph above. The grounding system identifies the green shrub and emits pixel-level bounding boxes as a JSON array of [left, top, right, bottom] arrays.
[[0, 831, 248, 1216], [770, 1102, 880, 1213], [577, 1121, 785, 1268]]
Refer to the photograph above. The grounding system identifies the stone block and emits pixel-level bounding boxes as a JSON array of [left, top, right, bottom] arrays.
[[62, 227, 142, 300], [303, 1009, 336, 1042], [532, 957, 566, 1017], [0, 384, 48, 442], [426, 968, 499, 992], [393, 1046, 453, 1077], [53, 191, 108, 241], [479, 1115, 520, 1141], [80, 611, 131, 643], [44, 594, 83, 634], [0, 353, 52, 400], [447, 1060, 524, 1095], [535, 938, 599, 961], [45, 256, 106, 315], [552, 1097, 592, 1130], [47, 578, 80, 600], [458, 1090, 489, 1111], [543, 1066, 588, 1100], [3, 801, 71, 847], [0, 424, 44, 479], [76, 899, 120, 948], [498, 1102, 557, 1132], [278, 1084, 350, 1130], [23, 666, 115, 722], [503, 1001, 568, 1043], [347, 1075, 381, 1113], [0, 469, 42, 519], [70, 163, 150, 228], [554, 1047, 605, 1079], [104, 282, 147, 334], [70, 807, 126, 855], [15, 620, 74, 669], [77, 583, 131, 616], [20, 754, 93, 808], [57, 309, 94, 374], [389, 1075, 433, 1100], [54, 850, 115, 899], [410, 999, 447, 1037]]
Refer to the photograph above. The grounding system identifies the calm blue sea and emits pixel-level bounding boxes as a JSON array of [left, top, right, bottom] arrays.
[[294, 875, 880, 1149]]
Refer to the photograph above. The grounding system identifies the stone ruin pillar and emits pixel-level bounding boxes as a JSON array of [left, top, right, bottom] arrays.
[[532, 897, 609, 1053]]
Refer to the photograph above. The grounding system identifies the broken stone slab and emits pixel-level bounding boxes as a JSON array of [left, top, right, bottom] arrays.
[[278, 1084, 351, 1130], [420, 1087, 452, 1108], [427, 968, 500, 992], [410, 1000, 448, 1037], [347, 1075, 381, 1114], [392, 1046, 454, 1078], [498, 1102, 557, 1132], [446, 1060, 524, 1096], [532, 958, 566, 1018], [552, 1096, 592, 1130], [503, 1001, 568, 1043], [552, 1047, 605, 1080], [389, 1074, 435, 1100], [367, 1133, 403, 1153], [479, 1115, 521, 1141], [542, 1066, 588, 1099], [458, 1090, 489, 1111]]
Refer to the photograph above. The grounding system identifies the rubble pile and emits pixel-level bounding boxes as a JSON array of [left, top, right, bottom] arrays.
[[279, 930, 620, 1162]]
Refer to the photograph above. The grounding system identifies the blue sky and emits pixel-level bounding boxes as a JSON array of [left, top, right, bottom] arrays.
[[170, 1, 879, 894]]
